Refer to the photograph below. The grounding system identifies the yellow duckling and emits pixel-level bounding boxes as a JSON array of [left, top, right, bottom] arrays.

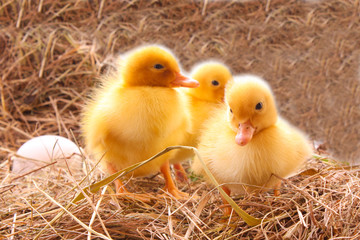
[[82, 45, 199, 200], [192, 74, 312, 212], [170, 61, 233, 181]]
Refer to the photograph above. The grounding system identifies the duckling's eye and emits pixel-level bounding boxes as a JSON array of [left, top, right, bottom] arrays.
[[211, 80, 219, 86], [255, 102, 263, 110], [230, 108, 233, 113], [153, 64, 164, 69]]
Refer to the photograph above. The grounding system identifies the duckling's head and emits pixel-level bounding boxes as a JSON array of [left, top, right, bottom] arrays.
[[120, 45, 199, 88], [187, 61, 232, 102], [225, 75, 278, 146]]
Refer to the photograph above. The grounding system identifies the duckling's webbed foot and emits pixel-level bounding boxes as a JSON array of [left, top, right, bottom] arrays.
[[160, 160, 189, 199], [173, 163, 189, 183], [220, 185, 233, 216], [273, 180, 282, 196]]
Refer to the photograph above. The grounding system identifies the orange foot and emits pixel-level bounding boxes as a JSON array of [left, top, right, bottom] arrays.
[[274, 180, 282, 197], [160, 160, 190, 200], [173, 163, 189, 183], [161, 186, 189, 200], [220, 185, 233, 216]]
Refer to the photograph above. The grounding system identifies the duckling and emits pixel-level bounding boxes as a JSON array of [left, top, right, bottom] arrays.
[[192, 74, 312, 213], [82, 45, 199, 200], [170, 61, 233, 181]]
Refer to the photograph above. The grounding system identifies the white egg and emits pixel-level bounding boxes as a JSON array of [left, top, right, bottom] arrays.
[[11, 135, 83, 175]]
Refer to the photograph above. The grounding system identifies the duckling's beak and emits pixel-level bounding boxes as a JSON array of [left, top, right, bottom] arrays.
[[171, 72, 199, 88], [235, 120, 255, 146]]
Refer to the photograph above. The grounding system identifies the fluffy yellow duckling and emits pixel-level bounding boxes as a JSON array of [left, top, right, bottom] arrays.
[[82, 45, 199, 199], [170, 61, 233, 181], [192, 74, 312, 212]]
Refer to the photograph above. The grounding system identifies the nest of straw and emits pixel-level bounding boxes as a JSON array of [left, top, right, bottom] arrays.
[[1, 0, 360, 239], [2, 152, 360, 239]]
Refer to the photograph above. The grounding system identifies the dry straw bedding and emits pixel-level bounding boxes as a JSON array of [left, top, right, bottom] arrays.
[[1, 0, 360, 239], [1, 153, 360, 239]]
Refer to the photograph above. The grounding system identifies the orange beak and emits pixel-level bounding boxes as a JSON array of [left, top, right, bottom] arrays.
[[171, 72, 199, 88], [235, 120, 255, 146]]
